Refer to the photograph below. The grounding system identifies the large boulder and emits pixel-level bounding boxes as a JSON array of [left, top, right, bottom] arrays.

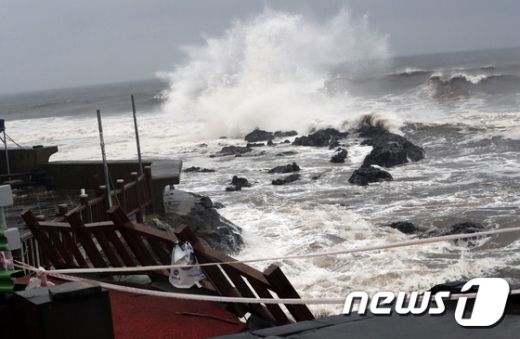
[[163, 190, 244, 254], [268, 162, 301, 174], [360, 125, 424, 168], [348, 165, 393, 186], [293, 128, 348, 148], [245, 129, 274, 142]]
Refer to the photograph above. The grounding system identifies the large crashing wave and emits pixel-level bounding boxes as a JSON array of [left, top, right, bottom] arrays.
[[159, 9, 391, 138]]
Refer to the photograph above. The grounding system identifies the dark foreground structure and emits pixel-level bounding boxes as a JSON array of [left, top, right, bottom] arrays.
[[212, 310, 520, 339]]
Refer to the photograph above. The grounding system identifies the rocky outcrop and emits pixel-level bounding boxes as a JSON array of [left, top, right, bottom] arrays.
[[360, 125, 425, 168], [274, 130, 298, 138], [272, 174, 301, 185], [245, 129, 274, 142], [293, 128, 348, 148], [184, 166, 216, 173], [348, 165, 393, 186], [330, 148, 348, 163], [163, 190, 244, 254], [268, 162, 301, 174]]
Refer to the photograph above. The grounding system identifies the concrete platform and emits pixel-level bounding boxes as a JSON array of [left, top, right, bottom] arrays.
[[211, 311, 520, 339]]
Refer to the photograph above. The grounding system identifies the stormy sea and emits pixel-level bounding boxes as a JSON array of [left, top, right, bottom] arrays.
[[2, 10, 520, 316]]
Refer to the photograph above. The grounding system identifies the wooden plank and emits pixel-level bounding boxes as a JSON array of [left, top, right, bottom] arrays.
[[108, 207, 155, 267], [146, 238, 171, 265], [104, 230, 136, 267], [66, 211, 108, 268], [44, 229, 76, 266], [94, 231, 123, 267], [223, 268, 279, 324], [60, 230, 89, 268], [264, 264, 315, 321], [21, 210, 65, 264]]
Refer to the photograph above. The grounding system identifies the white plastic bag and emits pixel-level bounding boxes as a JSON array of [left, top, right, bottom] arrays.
[[169, 241, 205, 289]]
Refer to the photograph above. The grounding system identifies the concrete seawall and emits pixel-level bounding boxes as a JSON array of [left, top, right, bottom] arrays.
[[0, 146, 58, 174], [40, 159, 182, 213]]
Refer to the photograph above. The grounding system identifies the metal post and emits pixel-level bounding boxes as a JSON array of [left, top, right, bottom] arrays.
[[131, 95, 143, 176], [96, 110, 112, 208], [0, 185, 14, 271], [1, 124, 10, 180]]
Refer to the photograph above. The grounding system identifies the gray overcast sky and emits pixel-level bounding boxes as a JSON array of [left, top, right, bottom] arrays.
[[1, 0, 519, 94]]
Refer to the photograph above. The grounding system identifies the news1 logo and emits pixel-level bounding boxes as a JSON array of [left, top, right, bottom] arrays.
[[342, 278, 510, 327]]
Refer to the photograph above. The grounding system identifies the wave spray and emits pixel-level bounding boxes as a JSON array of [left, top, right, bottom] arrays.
[[160, 9, 390, 139]]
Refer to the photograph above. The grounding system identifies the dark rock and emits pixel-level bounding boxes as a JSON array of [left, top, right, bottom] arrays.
[[163, 190, 244, 254], [348, 166, 393, 186], [245, 129, 274, 142], [276, 151, 298, 157], [219, 136, 228, 139], [284, 140, 291, 143], [360, 125, 425, 168], [272, 174, 301, 185], [213, 202, 226, 209], [268, 162, 301, 174], [330, 148, 348, 163], [196, 143, 208, 148], [390, 222, 420, 234], [312, 175, 320, 180], [246, 143, 265, 148], [212, 145, 252, 157], [274, 130, 298, 138], [293, 128, 348, 148], [184, 166, 216, 173], [267, 140, 274, 146], [232, 175, 251, 188], [226, 176, 251, 192], [441, 222, 487, 247]]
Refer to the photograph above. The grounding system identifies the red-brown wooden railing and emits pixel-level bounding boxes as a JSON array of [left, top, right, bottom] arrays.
[[18, 205, 315, 325], [16, 167, 156, 268]]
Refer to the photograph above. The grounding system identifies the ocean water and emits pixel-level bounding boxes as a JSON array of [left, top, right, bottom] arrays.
[[3, 9, 520, 316]]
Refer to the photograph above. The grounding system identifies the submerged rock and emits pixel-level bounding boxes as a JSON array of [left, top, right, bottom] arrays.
[[348, 165, 393, 186], [389, 221, 420, 235], [293, 128, 348, 148], [164, 190, 244, 254], [183, 166, 216, 173], [360, 125, 425, 168], [211, 145, 252, 157], [272, 174, 301, 185], [441, 222, 487, 247], [268, 162, 301, 174]]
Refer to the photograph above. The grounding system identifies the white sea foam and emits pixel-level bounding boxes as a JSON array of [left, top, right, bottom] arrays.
[[160, 9, 391, 139]]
